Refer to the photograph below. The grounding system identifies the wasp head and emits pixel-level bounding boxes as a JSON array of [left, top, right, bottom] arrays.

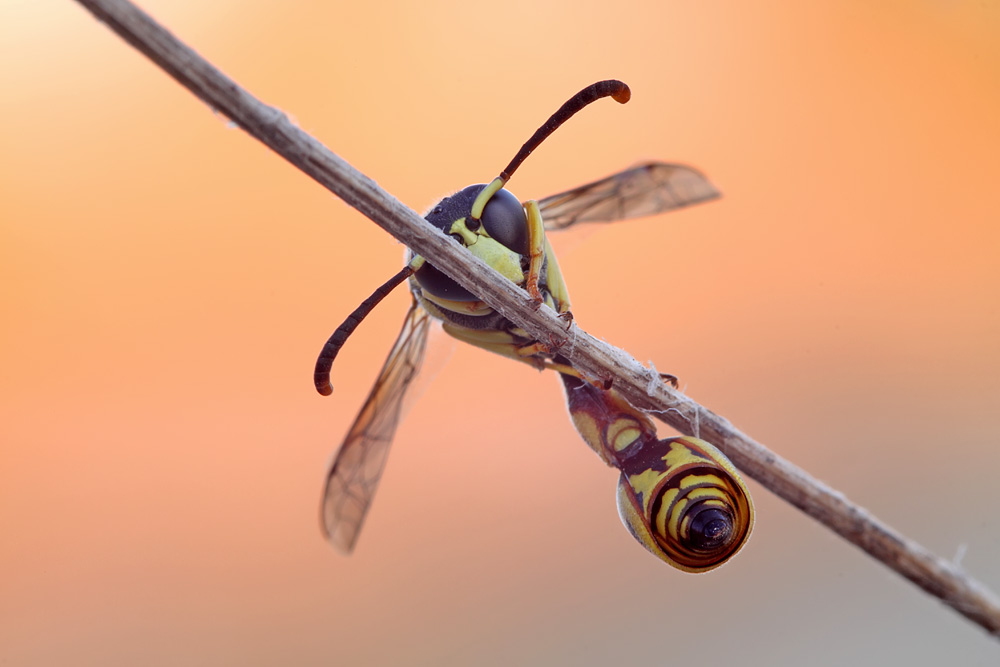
[[413, 185, 529, 301]]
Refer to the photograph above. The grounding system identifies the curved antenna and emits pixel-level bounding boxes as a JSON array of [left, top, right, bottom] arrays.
[[314, 261, 419, 396], [501, 79, 630, 182], [472, 80, 631, 221]]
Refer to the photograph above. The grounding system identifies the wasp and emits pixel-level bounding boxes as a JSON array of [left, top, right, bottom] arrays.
[[313, 80, 752, 570]]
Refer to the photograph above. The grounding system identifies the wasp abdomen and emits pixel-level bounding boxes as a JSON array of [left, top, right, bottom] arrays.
[[616, 436, 754, 573], [559, 372, 753, 572]]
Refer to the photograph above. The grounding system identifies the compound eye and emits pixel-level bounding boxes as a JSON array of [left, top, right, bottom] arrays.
[[479, 188, 528, 256], [413, 263, 478, 301]]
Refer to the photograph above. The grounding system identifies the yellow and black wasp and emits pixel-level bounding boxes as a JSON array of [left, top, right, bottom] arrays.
[[314, 80, 754, 572]]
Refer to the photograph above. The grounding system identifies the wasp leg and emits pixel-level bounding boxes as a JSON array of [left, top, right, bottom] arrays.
[[440, 321, 606, 386], [542, 235, 571, 314], [516, 346, 605, 386], [440, 323, 544, 370], [660, 373, 679, 388], [524, 200, 547, 307], [513, 331, 571, 359], [539, 226, 576, 329], [513, 343, 614, 388], [514, 340, 554, 357]]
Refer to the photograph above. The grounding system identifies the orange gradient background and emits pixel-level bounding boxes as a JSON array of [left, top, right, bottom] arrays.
[[3, 1, 999, 665]]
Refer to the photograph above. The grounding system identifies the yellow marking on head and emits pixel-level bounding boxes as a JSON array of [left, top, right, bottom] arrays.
[[465, 236, 524, 284], [448, 218, 480, 246]]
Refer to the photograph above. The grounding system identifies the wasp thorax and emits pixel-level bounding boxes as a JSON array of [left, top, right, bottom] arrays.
[[414, 184, 529, 302]]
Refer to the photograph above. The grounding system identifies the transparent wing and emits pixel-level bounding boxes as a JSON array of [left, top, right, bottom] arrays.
[[537, 162, 720, 231], [321, 297, 432, 552]]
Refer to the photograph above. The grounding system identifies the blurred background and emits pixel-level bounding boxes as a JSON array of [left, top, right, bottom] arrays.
[[2, 1, 999, 664]]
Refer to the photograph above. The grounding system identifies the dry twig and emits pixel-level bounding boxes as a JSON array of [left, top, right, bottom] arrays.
[[73, 0, 1000, 637]]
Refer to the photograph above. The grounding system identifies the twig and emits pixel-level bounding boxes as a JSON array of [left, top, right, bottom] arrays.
[[73, 0, 1000, 637]]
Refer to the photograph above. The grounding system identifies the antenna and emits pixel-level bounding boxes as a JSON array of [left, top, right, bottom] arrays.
[[314, 263, 418, 395], [500, 79, 630, 182], [471, 80, 630, 220]]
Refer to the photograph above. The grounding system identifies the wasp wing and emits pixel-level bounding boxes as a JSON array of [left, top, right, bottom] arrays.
[[537, 162, 720, 231], [321, 296, 432, 552]]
